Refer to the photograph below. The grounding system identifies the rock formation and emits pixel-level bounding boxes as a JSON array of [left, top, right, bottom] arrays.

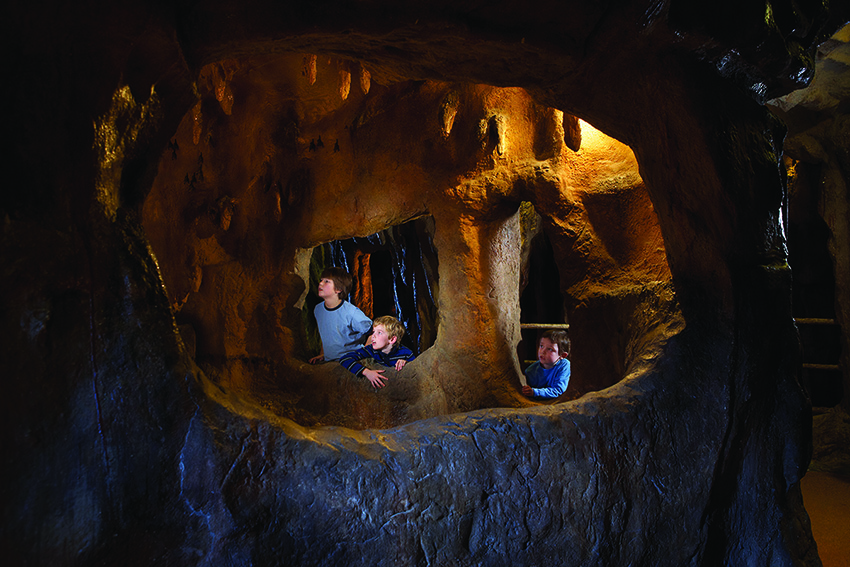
[[4, 1, 849, 565]]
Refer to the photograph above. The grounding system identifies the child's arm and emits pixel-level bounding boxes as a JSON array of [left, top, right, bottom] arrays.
[[390, 346, 416, 371], [350, 307, 373, 343], [338, 346, 371, 376], [525, 361, 570, 398], [339, 346, 388, 387]]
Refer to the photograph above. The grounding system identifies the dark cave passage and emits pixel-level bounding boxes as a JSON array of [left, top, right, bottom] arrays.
[[788, 158, 845, 407]]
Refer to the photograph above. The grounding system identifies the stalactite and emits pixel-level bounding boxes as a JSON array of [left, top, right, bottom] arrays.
[[440, 91, 460, 137], [359, 65, 371, 94], [192, 101, 202, 145], [306, 54, 317, 85], [339, 66, 351, 101], [212, 63, 236, 115]]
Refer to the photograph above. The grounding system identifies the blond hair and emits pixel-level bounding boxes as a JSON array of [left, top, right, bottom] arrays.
[[373, 315, 406, 342]]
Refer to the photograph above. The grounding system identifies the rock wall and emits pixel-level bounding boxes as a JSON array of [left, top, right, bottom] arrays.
[[141, 55, 673, 428], [4, 1, 845, 565]]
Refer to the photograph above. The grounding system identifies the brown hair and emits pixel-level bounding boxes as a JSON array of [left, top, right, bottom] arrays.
[[373, 315, 406, 342], [321, 266, 353, 299], [541, 329, 570, 358]]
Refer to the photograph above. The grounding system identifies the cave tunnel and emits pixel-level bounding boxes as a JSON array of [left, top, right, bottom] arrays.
[[5, 2, 850, 566]]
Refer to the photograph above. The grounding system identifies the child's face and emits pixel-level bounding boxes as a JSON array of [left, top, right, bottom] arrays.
[[370, 324, 397, 353], [537, 337, 562, 369], [317, 277, 340, 301]]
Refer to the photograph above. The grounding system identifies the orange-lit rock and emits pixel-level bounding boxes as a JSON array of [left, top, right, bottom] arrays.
[[142, 54, 675, 427]]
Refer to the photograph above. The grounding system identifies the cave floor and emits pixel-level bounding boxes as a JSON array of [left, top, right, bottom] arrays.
[[800, 471, 850, 567]]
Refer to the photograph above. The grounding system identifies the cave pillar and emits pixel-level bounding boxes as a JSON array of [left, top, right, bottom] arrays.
[[428, 202, 523, 413], [615, 60, 813, 563]]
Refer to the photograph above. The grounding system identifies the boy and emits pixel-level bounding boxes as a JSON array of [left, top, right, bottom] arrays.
[[339, 315, 416, 388], [522, 329, 570, 398], [309, 266, 372, 363]]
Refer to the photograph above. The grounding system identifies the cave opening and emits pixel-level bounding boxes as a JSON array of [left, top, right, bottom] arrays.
[[518, 202, 566, 367], [136, 49, 679, 428], [301, 215, 439, 360]]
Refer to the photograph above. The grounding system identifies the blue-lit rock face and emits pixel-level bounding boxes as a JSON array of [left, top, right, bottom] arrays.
[[4, 1, 842, 565]]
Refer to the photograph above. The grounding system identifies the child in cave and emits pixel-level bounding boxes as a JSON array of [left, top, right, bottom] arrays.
[[522, 329, 571, 399], [338, 315, 416, 389], [309, 267, 373, 364]]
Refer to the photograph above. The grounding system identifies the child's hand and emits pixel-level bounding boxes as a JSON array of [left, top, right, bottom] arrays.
[[309, 353, 325, 364], [363, 369, 387, 388], [395, 359, 407, 371], [522, 385, 534, 397]]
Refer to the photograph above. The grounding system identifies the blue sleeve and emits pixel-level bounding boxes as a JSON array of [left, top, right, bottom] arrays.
[[532, 360, 571, 399], [338, 346, 372, 376], [389, 345, 416, 363], [349, 306, 373, 336]]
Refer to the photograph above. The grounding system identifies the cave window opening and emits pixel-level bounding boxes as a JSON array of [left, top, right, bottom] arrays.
[[518, 203, 566, 370], [304, 216, 439, 359]]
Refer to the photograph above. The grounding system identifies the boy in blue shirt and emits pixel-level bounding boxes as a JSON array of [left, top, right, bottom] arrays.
[[522, 329, 571, 398], [308, 267, 373, 363], [339, 316, 416, 388]]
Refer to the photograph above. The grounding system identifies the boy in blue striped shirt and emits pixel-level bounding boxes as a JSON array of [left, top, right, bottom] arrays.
[[339, 316, 416, 388]]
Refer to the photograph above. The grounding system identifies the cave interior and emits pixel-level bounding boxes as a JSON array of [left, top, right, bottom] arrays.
[[4, 1, 850, 565]]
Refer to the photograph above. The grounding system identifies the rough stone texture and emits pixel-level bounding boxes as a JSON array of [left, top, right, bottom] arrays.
[[810, 406, 850, 476], [4, 1, 848, 566], [142, 57, 673, 427]]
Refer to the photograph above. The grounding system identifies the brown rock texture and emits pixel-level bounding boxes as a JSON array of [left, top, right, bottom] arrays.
[[142, 56, 673, 427], [4, 1, 848, 566]]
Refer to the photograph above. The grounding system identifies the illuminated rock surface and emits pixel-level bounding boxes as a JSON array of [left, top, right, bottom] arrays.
[[4, 1, 849, 565]]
